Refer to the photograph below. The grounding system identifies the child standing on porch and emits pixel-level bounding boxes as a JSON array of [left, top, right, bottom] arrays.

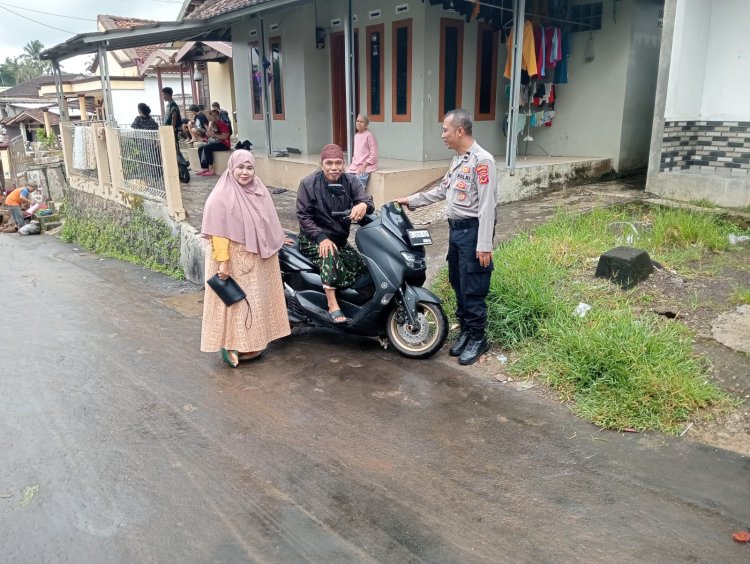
[[347, 114, 378, 188]]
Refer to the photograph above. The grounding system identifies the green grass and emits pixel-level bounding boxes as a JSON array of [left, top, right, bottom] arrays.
[[688, 198, 718, 209], [512, 308, 727, 433], [61, 191, 184, 279], [432, 204, 741, 433], [730, 287, 750, 305]]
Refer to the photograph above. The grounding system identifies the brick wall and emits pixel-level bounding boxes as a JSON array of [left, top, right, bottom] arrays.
[[659, 121, 750, 177]]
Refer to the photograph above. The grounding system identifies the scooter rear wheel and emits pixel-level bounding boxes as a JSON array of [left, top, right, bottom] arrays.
[[386, 301, 448, 359]]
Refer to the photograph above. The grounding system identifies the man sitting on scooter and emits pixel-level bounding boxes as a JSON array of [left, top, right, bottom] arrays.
[[296, 144, 374, 324]]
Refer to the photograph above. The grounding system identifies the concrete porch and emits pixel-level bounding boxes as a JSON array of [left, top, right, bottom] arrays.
[[181, 154, 614, 233], [251, 153, 614, 207]]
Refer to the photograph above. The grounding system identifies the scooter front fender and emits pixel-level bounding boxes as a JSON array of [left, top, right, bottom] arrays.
[[402, 285, 443, 318]]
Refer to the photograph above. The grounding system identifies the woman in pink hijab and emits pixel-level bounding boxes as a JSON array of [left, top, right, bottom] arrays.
[[200, 150, 290, 367]]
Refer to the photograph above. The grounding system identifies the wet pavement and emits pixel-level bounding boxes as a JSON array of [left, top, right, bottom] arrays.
[[2, 229, 749, 562]]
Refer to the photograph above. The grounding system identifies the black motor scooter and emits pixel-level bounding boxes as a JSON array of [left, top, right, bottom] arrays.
[[176, 147, 190, 183], [279, 201, 448, 358]]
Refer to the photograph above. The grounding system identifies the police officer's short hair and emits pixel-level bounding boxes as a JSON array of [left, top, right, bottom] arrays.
[[445, 109, 472, 135], [161, 87, 173, 96]]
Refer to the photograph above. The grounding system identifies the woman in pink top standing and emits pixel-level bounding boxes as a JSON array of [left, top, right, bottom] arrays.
[[347, 113, 378, 187]]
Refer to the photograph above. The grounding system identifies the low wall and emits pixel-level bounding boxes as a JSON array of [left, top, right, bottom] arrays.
[[647, 120, 750, 208], [252, 156, 454, 206], [499, 159, 614, 204]]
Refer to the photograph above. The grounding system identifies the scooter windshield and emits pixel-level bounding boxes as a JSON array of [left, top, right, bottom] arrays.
[[380, 202, 415, 245]]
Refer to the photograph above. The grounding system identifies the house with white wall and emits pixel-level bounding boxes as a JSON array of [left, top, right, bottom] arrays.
[[37, 15, 187, 126], [647, 0, 750, 207], [209, 0, 662, 171], [41, 0, 666, 203]]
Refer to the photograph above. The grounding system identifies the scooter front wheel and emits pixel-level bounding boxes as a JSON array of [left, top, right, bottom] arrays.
[[386, 301, 448, 359]]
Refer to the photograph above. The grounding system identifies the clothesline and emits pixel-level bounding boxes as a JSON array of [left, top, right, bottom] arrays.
[[457, 0, 592, 29]]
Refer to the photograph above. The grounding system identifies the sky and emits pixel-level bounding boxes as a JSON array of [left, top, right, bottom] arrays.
[[0, 0, 183, 74]]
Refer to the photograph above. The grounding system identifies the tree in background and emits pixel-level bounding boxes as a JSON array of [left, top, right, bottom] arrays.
[[0, 40, 53, 86], [0, 57, 20, 87]]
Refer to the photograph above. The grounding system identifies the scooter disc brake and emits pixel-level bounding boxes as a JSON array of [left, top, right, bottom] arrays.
[[396, 312, 430, 345]]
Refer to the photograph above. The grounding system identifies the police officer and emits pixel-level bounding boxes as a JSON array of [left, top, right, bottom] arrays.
[[395, 109, 497, 365]]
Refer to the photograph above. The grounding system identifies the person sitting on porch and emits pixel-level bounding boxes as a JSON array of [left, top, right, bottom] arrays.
[[131, 103, 159, 130], [296, 144, 374, 323], [187, 104, 209, 145], [4, 183, 37, 230], [197, 110, 231, 177], [211, 101, 233, 135], [346, 113, 378, 187]]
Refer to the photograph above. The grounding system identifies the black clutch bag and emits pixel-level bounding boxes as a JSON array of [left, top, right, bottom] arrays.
[[206, 274, 247, 306]]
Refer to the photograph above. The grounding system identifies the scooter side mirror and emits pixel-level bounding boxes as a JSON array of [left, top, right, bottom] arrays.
[[326, 183, 345, 196]]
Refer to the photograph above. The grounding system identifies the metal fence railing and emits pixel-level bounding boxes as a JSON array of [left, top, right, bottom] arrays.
[[8, 135, 28, 181], [62, 121, 102, 184], [113, 126, 166, 201]]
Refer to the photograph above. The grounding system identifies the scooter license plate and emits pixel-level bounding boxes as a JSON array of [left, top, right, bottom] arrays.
[[406, 229, 433, 246]]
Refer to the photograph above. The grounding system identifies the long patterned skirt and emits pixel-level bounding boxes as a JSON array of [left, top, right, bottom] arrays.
[[297, 234, 367, 288], [201, 240, 291, 353]]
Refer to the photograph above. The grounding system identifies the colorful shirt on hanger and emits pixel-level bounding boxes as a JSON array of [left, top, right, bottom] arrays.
[[553, 30, 570, 84], [504, 20, 538, 80], [534, 25, 546, 78]]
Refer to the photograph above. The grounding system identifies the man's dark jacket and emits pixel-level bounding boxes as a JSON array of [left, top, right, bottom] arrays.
[[296, 171, 374, 248]]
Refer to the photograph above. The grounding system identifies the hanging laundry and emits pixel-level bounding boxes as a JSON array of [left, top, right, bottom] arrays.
[[546, 27, 562, 68], [553, 30, 570, 84], [534, 25, 546, 78], [504, 20, 538, 80], [516, 114, 527, 136], [547, 84, 556, 105]]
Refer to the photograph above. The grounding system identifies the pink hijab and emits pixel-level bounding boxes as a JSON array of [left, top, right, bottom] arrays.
[[201, 150, 286, 258]]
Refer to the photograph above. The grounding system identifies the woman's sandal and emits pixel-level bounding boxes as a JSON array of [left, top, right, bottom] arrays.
[[238, 351, 262, 361], [220, 348, 239, 367]]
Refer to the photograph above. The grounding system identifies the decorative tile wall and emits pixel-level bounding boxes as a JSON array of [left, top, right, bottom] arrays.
[[660, 121, 750, 177]]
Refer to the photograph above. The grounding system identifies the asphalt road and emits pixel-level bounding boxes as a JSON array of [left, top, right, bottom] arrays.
[[1, 234, 748, 563]]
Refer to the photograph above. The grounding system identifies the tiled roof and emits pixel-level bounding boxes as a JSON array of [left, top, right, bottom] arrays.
[[97, 15, 167, 60], [185, 0, 264, 20], [0, 74, 82, 99], [0, 108, 60, 127]]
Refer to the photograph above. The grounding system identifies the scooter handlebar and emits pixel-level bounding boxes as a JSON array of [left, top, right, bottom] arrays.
[[330, 210, 351, 217]]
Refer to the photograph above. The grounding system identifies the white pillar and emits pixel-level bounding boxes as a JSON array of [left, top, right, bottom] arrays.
[[505, 0, 526, 173]]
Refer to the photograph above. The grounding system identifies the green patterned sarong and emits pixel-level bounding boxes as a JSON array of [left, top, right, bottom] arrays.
[[298, 234, 367, 288]]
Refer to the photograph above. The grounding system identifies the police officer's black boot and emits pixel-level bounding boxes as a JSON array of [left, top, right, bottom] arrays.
[[449, 329, 471, 357], [458, 331, 490, 365]]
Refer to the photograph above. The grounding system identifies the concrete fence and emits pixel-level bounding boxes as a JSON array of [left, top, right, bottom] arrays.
[[59, 121, 185, 221]]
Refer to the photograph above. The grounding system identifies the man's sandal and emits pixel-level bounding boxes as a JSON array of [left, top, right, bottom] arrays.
[[328, 310, 347, 324], [220, 348, 239, 367]]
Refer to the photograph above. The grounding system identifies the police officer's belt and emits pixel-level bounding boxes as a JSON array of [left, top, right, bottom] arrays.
[[448, 217, 479, 230]]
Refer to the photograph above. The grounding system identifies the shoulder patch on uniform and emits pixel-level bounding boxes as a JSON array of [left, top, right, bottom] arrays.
[[476, 164, 490, 185]]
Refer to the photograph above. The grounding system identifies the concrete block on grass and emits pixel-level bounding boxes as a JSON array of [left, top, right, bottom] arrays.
[[595, 247, 654, 289]]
